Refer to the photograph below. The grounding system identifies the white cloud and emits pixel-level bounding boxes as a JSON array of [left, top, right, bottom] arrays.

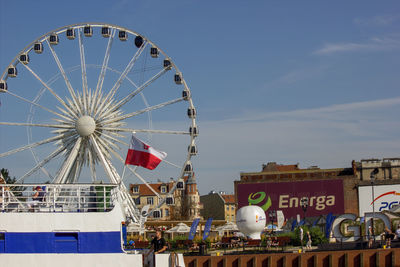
[[313, 37, 400, 55]]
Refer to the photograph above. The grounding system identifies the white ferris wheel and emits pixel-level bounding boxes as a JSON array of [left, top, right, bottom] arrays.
[[0, 23, 198, 221]]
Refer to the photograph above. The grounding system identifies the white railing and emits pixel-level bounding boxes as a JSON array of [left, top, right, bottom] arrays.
[[0, 183, 118, 213]]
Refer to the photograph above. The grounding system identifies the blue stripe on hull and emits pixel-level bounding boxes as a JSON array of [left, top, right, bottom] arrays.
[[1, 232, 122, 253]]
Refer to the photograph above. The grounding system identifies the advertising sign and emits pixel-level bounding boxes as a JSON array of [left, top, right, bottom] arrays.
[[358, 184, 400, 216], [237, 180, 344, 219]]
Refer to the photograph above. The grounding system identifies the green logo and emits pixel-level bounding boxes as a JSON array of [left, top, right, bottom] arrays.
[[248, 192, 271, 211]]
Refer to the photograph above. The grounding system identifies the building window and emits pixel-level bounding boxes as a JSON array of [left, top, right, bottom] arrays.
[[147, 197, 153, 205], [135, 197, 141, 205], [161, 186, 167, 193], [165, 209, 169, 217], [231, 205, 235, 211], [133, 186, 139, 193]]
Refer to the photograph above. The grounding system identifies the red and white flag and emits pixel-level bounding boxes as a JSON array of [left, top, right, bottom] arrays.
[[125, 135, 167, 170]]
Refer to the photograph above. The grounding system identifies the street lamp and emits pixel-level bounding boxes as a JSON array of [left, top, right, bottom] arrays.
[[370, 168, 379, 243], [300, 197, 309, 220]]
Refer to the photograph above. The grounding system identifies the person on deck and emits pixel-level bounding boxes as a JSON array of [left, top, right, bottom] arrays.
[[32, 186, 45, 202], [144, 230, 167, 267]]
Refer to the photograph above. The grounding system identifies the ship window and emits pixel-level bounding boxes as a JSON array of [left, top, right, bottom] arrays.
[[54, 232, 78, 253], [0, 232, 4, 253]]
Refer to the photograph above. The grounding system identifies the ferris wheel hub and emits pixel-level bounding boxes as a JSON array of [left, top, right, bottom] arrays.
[[75, 116, 96, 137]]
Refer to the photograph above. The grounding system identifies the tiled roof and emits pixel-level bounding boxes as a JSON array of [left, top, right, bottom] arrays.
[[130, 176, 191, 196], [221, 194, 235, 204]]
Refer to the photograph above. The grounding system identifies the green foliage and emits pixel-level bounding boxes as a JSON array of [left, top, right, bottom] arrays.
[[284, 226, 328, 246], [309, 226, 327, 245], [1, 168, 26, 201], [167, 235, 188, 249]]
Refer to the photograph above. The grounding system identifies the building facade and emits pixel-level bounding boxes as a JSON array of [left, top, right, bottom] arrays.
[[201, 192, 236, 222], [235, 159, 400, 220], [129, 175, 202, 221], [353, 158, 400, 181]]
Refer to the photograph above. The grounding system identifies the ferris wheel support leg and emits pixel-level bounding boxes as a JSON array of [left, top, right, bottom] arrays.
[[53, 137, 82, 184]]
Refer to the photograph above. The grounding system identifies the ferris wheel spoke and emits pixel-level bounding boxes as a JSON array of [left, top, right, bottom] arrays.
[[78, 29, 89, 108], [95, 42, 148, 118], [0, 134, 68, 158], [52, 137, 82, 184], [45, 39, 83, 116], [131, 170, 161, 198], [4, 90, 73, 121], [102, 68, 168, 118], [109, 41, 148, 95], [100, 127, 190, 135], [19, 63, 79, 119], [0, 122, 74, 129], [101, 97, 184, 124], [93, 28, 116, 111], [96, 132, 121, 152], [162, 159, 182, 169], [95, 130, 128, 147], [16, 146, 65, 183]]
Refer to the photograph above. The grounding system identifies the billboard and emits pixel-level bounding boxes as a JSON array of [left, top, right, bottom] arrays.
[[237, 180, 344, 219], [358, 184, 400, 216]]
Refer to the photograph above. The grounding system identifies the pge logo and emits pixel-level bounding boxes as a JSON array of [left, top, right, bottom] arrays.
[[371, 191, 400, 211], [379, 201, 399, 211]]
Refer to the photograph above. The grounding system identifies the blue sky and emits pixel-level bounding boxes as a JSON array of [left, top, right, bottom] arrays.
[[1, 1, 400, 194]]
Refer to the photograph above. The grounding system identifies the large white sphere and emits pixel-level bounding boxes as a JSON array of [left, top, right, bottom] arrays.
[[236, 205, 266, 239], [75, 116, 96, 137]]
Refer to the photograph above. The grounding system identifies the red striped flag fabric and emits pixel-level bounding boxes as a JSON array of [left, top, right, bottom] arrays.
[[125, 135, 167, 170]]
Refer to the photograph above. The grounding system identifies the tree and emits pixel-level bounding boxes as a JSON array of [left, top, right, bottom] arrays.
[[0, 168, 26, 201]]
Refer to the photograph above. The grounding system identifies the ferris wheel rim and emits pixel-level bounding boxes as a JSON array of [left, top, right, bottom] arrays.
[[0, 22, 197, 204]]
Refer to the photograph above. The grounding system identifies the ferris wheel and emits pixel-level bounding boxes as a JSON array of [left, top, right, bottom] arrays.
[[0, 23, 197, 221]]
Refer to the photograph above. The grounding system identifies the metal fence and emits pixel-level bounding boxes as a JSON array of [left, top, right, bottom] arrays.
[[0, 183, 118, 213]]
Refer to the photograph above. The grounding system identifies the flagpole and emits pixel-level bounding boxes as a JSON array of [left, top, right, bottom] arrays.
[[120, 165, 127, 183]]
